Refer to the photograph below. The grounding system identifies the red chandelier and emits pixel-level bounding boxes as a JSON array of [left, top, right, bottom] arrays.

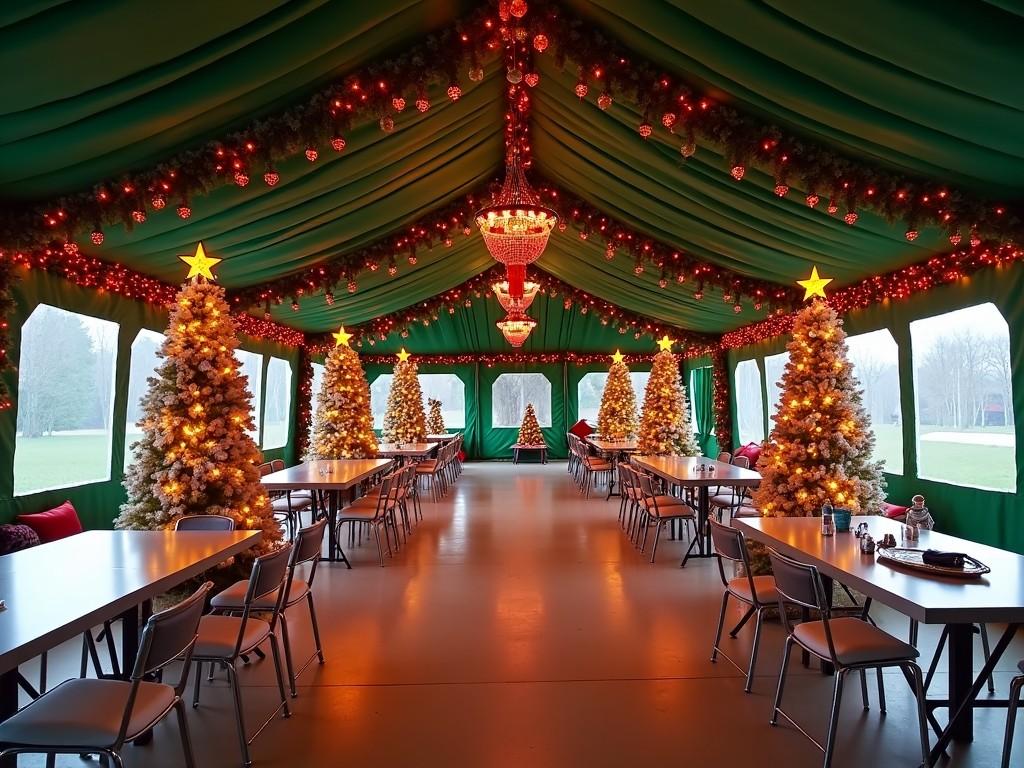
[[496, 309, 537, 347], [492, 278, 540, 312]]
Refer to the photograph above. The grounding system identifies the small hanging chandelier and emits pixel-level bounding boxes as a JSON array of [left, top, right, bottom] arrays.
[[496, 310, 537, 347], [492, 279, 540, 312]]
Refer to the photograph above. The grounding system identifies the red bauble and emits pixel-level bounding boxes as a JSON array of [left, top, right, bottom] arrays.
[[634, 264, 644, 275], [844, 211, 859, 225], [416, 97, 430, 113], [970, 230, 981, 248], [524, 72, 539, 87], [90, 230, 104, 246], [330, 136, 346, 152], [444, 237, 454, 247], [263, 170, 280, 186], [730, 165, 745, 181], [597, 93, 612, 110], [638, 123, 653, 139], [379, 115, 395, 132], [509, 0, 527, 19], [733, 304, 743, 314], [661, 112, 676, 128], [574, 82, 588, 99], [659, 278, 668, 288], [774, 183, 789, 197], [694, 290, 703, 300], [827, 200, 839, 215], [949, 231, 962, 246], [579, 231, 588, 240], [447, 84, 462, 101], [177, 205, 192, 219], [468, 67, 484, 82], [234, 172, 249, 187], [347, 281, 358, 293], [533, 34, 548, 52], [806, 193, 820, 208], [905, 229, 919, 241], [388, 265, 398, 276], [680, 141, 696, 158], [605, 245, 615, 260], [151, 194, 166, 210], [63, 241, 79, 255], [131, 210, 146, 223], [392, 96, 406, 112], [305, 147, 318, 162]]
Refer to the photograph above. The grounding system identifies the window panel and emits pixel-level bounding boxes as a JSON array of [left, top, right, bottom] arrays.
[[417, 373, 466, 429], [234, 349, 263, 444], [263, 357, 292, 449], [124, 329, 166, 470], [492, 373, 552, 427], [734, 359, 765, 445], [577, 371, 650, 423], [846, 329, 903, 474], [370, 374, 393, 430], [911, 303, 1015, 491], [764, 351, 790, 427], [311, 362, 325, 409], [15, 305, 119, 495]]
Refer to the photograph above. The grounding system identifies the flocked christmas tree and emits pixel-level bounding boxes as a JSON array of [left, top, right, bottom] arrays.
[[637, 337, 699, 456], [116, 244, 280, 553], [597, 350, 639, 439], [517, 403, 544, 445], [382, 349, 427, 443], [752, 270, 886, 518], [312, 326, 378, 459], [426, 398, 446, 434]]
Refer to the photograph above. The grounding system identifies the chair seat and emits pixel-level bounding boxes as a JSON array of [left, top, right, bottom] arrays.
[[210, 578, 310, 612], [644, 496, 693, 512], [0, 678, 174, 746], [416, 461, 438, 473], [732, 505, 760, 518], [583, 459, 611, 470], [338, 507, 381, 522], [727, 575, 778, 605], [271, 496, 311, 513], [793, 617, 919, 666], [289, 490, 313, 501], [195, 614, 271, 659], [709, 493, 738, 508], [346, 496, 383, 510]]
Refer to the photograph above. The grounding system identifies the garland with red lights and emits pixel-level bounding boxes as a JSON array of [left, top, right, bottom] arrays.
[[358, 350, 703, 366], [528, 0, 1022, 244], [538, 182, 800, 312], [710, 348, 733, 450], [721, 239, 1023, 348], [306, 264, 716, 352], [0, 247, 304, 348], [0, 257, 14, 410], [294, 347, 314, 460]]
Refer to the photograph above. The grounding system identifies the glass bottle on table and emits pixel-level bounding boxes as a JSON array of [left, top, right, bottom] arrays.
[[821, 499, 834, 536]]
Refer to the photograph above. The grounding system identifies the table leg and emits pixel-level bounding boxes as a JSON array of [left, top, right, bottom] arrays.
[[605, 453, 617, 500], [698, 486, 710, 555], [327, 491, 352, 569], [946, 623, 975, 742], [0, 669, 16, 768]]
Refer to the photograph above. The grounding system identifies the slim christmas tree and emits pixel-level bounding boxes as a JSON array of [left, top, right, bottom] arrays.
[[597, 351, 639, 439], [517, 403, 544, 445], [382, 349, 427, 443], [312, 326, 378, 459], [752, 294, 886, 518], [637, 337, 699, 456], [426, 398, 446, 434], [116, 244, 279, 552]]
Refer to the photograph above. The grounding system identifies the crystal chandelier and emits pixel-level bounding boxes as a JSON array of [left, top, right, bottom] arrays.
[[492, 279, 540, 312], [496, 310, 537, 347]]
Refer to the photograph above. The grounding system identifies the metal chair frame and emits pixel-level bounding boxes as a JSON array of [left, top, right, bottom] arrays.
[[634, 471, 698, 564], [1003, 664, 1024, 768]]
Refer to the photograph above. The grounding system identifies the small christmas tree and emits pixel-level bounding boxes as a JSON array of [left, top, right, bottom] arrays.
[[382, 349, 427, 443], [517, 403, 544, 445], [116, 244, 279, 553], [312, 326, 378, 459], [597, 351, 639, 439], [426, 398, 446, 434], [752, 298, 886, 518], [637, 338, 699, 456]]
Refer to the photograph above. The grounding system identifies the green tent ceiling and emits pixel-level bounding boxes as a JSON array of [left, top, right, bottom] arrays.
[[2, 0, 1022, 347]]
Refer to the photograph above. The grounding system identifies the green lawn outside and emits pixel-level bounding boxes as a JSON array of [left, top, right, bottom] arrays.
[[14, 434, 112, 495]]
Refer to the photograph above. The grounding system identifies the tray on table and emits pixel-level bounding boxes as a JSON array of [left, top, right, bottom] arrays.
[[876, 547, 991, 579]]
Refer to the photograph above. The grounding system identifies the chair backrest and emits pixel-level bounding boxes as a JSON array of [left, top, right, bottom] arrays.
[[731, 455, 750, 469], [291, 518, 327, 566], [175, 514, 236, 531], [717, 451, 732, 464], [271, 458, 285, 472], [258, 461, 274, 477], [246, 543, 293, 607], [768, 547, 838, 662], [709, 518, 746, 563]]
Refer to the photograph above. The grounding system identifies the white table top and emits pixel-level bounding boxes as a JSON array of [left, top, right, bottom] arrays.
[[377, 443, 437, 458], [0, 530, 260, 672], [633, 455, 761, 487], [586, 437, 639, 452], [261, 459, 393, 490], [736, 515, 1024, 625], [425, 434, 457, 442]]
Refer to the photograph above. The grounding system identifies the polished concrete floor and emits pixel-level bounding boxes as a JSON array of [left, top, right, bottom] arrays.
[[21, 462, 1024, 766]]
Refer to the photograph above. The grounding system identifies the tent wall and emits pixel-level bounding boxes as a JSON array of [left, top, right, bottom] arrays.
[[0, 270, 301, 528], [726, 264, 1024, 554]]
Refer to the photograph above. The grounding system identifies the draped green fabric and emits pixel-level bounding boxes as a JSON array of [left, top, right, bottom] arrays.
[[690, 365, 717, 457]]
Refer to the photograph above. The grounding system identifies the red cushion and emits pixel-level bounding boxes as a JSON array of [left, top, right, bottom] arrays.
[[881, 502, 910, 520], [16, 501, 84, 543], [735, 442, 762, 466], [568, 419, 594, 438]]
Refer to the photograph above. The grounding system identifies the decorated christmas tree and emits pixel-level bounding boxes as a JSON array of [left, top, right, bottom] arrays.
[[752, 286, 886, 518], [637, 337, 699, 456], [382, 349, 427, 443], [426, 397, 446, 434], [116, 244, 279, 553], [597, 350, 639, 439], [312, 326, 379, 459], [517, 403, 544, 445]]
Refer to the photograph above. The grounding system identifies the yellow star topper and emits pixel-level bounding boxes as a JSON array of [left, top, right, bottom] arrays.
[[396, 348, 411, 363], [657, 335, 674, 352], [798, 266, 833, 301], [332, 325, 352, 347], [611, 349, 625, 364], [179, 242, 221, 282]]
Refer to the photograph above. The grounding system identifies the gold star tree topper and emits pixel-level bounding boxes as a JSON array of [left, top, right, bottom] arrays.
[[332, 325, 353, 347], [611, 349, 625, 364], [798, 266, 833, 301], [396, 348, 411, 362], [657, 335, 674, 352], [179, 242, 221, 282]]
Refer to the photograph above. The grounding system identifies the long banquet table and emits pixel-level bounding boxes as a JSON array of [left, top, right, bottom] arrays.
[[735, 514, 1024, 764], [0, 529, 261, 755], [261, 458, 393, 565], [632, 455, 761, 561]]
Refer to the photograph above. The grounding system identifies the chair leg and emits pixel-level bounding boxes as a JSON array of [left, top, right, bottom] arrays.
[[1002, 675, 1024, 768], [279, 613, 297, 698], [225, 663, 252, 768], [822, 668, 848, 768], [175, 699, 197, 768], [907, 663, 931, 768], [308, 592, 326, 664], [924, 625, 949, 691], [192, 661, 203, 707], [649, 521, 662, 563], [876, 667, 886, 713], [373, 526, 385, 567], [711, 591, 729, 663], [771, 636, 794, 726], [860, 669, 870, 710], [980, 623, 996, 693], [745, 608, 765, 694], [268, 634, 292, 719]]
